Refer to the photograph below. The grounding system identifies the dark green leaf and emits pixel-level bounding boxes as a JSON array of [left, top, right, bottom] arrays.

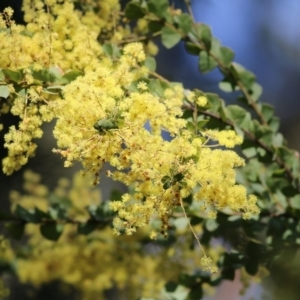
[[226, 105, 252, 130], [192, 24, 212, 50], [2, 69, 22, 83], [78, 221, 97, 235], [148, 21, 164, 33], [282, 186, 299, 197], [221, 268, 235, 280], [162, 176, 171, 190], [176, 13, 193, 34], [238, 70, 256, 91], [110, 189, 123, 201], [241, 139, 257, 158], [60, 70, 83, 84], [199, 51, 217, 73], [183, 195, 192, 205], [32, 68, 57, 83], [161, 26, 181, 49], [188, 286, 203, 300], [0, 85, 9, 98], [174, 173, 184, 182], [179, 274, 195, 287], [182, 109, 193, 120], [33, 207, 50, 222], [6, 222, 25, 240], [124, 2, 145, 20], [245, 260, 258, 276], [40, 222, 64, 241], [148, 0, 168, 18], [190, 216, 203, 225], [165, 281, 178, 292], [185, 42, 200, 56], [48, 203, 68, 220], [14, 205, 34, 222]]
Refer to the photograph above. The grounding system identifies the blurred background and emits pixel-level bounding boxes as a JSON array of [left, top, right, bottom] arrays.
[[1, 0, 300, 299]]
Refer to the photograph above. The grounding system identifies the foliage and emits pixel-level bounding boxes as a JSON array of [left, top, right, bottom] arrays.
[[0, 0, 299, 299]]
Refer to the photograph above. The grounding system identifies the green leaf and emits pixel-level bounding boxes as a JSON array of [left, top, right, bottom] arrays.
[[94, 119, 118, 133], [260, 103, 274, 123], [124, 2, 145, 20], [0, 85, 10, 98], [102, 43, 121, 59], [78, 221, 97, 235], [60, 70, 83, 84], [2, 69, 22, 83], [6, 222, 25, 240], [197, 120, 209, 131], [165, 281, 178, 292], [148, 79, 170, 97], [110, 189, 123, 201], [32, 68, 58, 83], [192, 24, 212, 50], [249, 82, 262, 101], [161, 175, 171, 190], [198, 51, 217, 73], [14, 205, 34, 222], [282, 186, 299, 197], [188, 286, 203, 300], [232, 64, 256, 91], [175, 13, 193, 34], [148, 21, 164, 33], [190, 216, 203, 225], [219, 46, 235, 67], [148, 0, 169, 18], [241, 139, 257, 158], [173, 217, 189, 231], [183, 195, 192, 205], [33, 207, 50, 222], [20, 29, 33, 37], [205, 219, 218, 232], [48, 203, 67, 220], [290, 195, 300, 210], [174, 173, 184, 182], [245, 260, 259, 275], [221, 267, 235, 280], [161, 26, 182, 49], [144, 57, 156, 72], [40, 222, 64, 241], [226, 105, 251, 130], [184, 42, 200, 56], [179, 274, 195, 287]]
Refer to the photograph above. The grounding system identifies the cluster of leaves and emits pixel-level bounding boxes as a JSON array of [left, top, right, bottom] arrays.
[[1, 0, 300, 299]]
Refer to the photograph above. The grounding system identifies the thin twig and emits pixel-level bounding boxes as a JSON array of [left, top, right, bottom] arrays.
[[180, 197, 206, 255], [184, 0, 195, 22]]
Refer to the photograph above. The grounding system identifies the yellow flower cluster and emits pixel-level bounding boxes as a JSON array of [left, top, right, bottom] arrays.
[[1, 1, 259, 238], [49, 42, 259, 236], [8, 171, 217, 300]]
